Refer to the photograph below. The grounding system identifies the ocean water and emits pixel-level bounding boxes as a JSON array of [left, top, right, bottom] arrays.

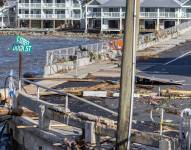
[[0, 35, 99, 87]]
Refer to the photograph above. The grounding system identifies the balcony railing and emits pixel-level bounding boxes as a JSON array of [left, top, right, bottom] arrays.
[[72, 13, 81, 19], [72, 3, 80, 8], [87, 12, 101, 18], [18, 3, 29, 8], [30, 14, 41, 19], [159, 12, 178, 18], [55, 3, 65, 8], [31, 3, 41, 9], [140, 12, 158, 18], [102, 12, 120, 18], [18, 14, 30, 19], [87, 11, 181, 19], [43, 3, 53, 8], [55, 14, 65, 19], [182, 13, 191, 18]]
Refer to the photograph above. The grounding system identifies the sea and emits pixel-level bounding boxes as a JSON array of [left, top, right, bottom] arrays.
[[0, 35, 99, 87]]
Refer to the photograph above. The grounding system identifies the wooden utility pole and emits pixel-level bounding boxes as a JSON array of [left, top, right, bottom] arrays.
[[116, 0, 140, 149]]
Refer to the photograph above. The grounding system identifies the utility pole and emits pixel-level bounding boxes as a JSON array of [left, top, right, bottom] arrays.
[[116, 0, 140, 149]]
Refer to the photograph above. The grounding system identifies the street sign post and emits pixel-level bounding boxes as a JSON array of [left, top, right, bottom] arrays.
[[12, 44, 32, 53], [10, 36, 32, 79]]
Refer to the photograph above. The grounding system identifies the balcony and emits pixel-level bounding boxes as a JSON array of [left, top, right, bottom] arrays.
[[43, 3, 54, 8], [30, 14, 41, 19], [72, 13, 81, 19], [55, 14, 65, 19], [31, 3, 41, 9], [140, 12, 157, 18], [18, 14, 30, 19], [181, 13, 191, 18], [140, 12, 178, 19], [18, 3, 29, 8], [43, 14, 55, 19], [102, 12, 120, 18], [72, 3, 80, 8], [159, 12, 178, 18], [55, 3, 65, 8], [87, 12, 101, 18]]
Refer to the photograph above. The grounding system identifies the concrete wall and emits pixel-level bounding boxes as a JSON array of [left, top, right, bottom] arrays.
[[44, 57, 93, 75], [9, 122, 64, 150]]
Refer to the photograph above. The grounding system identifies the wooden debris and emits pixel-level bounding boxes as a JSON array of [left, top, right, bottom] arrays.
[[161, 89, 191, 97]]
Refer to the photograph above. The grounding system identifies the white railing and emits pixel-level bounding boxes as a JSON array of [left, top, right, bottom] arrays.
[[140, 12, 158, 18], [55, 14, 65, 19], [139, 20, 191, 50], [72, 13, 81, 19], [31, 3, 41, 9], [43, 3, 53, 8], [30, 14, 41, 19], [46, 42, 110, 65], [18, 3, 29, 8], [55, 3, 65, 8], [44, 14, 55, 19], [72, 3, 80, 8], [18, 14, 30, 19], [182, 13, 191, 18], [87, 12, 101, 18], [102, 12, 120, 18], [159, 12, 178, 18]]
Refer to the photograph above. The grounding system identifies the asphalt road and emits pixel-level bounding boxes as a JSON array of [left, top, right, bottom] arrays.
[[137, 41, 191, 89]]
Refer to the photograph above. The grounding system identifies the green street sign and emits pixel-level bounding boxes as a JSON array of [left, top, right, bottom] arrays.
[[12, 44, 32, 53], [16, 35, 30, 46]]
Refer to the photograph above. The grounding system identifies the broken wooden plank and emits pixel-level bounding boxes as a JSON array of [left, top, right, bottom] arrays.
[[161, 89, 191, 97]]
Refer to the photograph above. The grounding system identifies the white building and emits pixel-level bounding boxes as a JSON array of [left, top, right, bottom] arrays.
[[17, 0, 191, 31], [17, 0, 83, 29], [85, 0, 191, 33], [0, 0, 16, 28]]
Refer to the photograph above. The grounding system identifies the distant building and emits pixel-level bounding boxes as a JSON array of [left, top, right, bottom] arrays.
[[16, 0, 191, 32], [17, 0, 83, 29], [85, 0, 191, 33], [0, 0, 16, 28]]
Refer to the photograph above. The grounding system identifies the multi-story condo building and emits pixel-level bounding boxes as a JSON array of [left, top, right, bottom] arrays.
[[16, 0, 191, 31], [0, 0, 16, 28], [85, 0, 191, 33], [17, 0, 83, 28]]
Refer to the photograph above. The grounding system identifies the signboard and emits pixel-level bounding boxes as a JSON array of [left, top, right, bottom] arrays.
[[11, 35, 32, 53], [16, 35, 30, 46], [12, 44, 32, 53]]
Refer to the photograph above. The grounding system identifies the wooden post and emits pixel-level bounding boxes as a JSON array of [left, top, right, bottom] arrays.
[[116, 0, 140, 149], [19, 52, 22, 79]]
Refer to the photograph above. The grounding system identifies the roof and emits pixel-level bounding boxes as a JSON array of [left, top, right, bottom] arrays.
[[102, 0, 126, 7], [87, 0, 109, 5], [182, 0, 191, 6], [101, 0, 181, 8], [141, 0, 180, 7]]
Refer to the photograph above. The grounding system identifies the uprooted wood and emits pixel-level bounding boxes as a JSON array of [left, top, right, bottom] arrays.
[[161, 89, 191, 97]]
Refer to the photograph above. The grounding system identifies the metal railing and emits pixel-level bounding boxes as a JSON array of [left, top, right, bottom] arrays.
[[72, 13, 81, 19], [87, 11, 180, 19], [138, 20, 191, 49], [46, 41, 110, 65], [55, 14, 65, 19], [102, 12, 120, 18], [72, 3, 80, 8], [30, 14, 41, 19], [18, 3, 30, 8], [55, 3, 65, 8], [86, 12, 101, 18], [31, 3, 41, 9], [140, 12, 158, 18]]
